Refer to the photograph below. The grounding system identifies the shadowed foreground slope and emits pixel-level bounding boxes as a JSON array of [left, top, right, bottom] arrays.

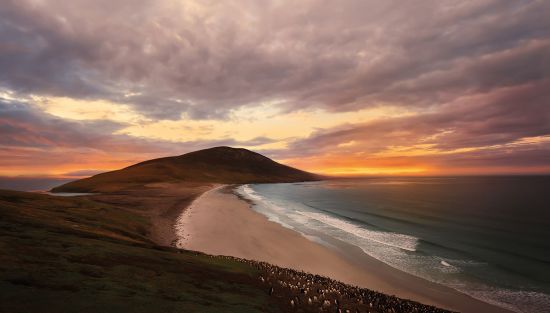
[[0, 190, 452, 313], [0, 190, 279, 313], [52, 147, 321, 193]]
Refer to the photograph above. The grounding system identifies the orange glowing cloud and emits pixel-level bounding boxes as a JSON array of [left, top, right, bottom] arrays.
[[0, 1, 549, 179]]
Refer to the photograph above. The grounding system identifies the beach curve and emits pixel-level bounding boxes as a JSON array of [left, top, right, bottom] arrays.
[[174, 185, 513, 313]]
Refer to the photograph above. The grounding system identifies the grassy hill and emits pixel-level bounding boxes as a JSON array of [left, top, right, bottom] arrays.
[[0, 145, 452, 313], [52, 147, 321, 193], [0, 189, 451, 313], [0, 189, 281, 313]]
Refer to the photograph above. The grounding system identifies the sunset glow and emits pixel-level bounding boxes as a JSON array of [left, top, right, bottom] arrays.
[[1, 0, 549, 178]]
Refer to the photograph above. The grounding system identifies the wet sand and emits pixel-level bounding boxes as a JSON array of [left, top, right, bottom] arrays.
[[175, 186, 512, 313]]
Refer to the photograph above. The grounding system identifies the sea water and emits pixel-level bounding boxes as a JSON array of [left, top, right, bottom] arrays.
[[236, 177, 550, 313]]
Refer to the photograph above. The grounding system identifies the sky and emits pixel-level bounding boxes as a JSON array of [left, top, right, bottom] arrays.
[[1, 0, 549, 179]]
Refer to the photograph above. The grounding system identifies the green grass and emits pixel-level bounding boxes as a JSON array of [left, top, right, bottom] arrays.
[[0, 190, 280, 313]]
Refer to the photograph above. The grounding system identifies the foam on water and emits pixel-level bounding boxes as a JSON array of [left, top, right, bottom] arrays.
[[238, 185, 423, 276], [295, 210, 418, 252], [237, 184, 550, 313], [241, 185, 263, 201], [242, 185, 296, 229]]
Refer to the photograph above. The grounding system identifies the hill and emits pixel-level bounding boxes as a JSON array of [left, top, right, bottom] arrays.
[[52, 146, 321, 193], [0, 189, 279, 312], [0, 189, 450, 313]]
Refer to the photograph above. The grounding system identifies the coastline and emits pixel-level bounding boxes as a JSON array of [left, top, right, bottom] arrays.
[[86, 182, 216, 247], [146, 183, 220, 246], [174, 185, 512, 313]]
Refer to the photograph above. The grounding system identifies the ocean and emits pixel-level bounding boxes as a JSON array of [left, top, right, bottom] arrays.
[[0, 177, 73, 192], [236, 176, 550, 313]]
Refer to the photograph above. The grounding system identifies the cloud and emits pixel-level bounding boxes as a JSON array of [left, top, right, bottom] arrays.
[[0, 0, 549, 175], [62, 169, 110, 178], [0, 98, 281, 175], [0, 100, 124, 148], [267, 80, 550, 173], [1, 0, 548, 120]]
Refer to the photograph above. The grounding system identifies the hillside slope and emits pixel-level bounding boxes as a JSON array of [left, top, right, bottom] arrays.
[[0, 189, 281, 313], [0, 189, 451, 313], [52, 146, 321, 193]]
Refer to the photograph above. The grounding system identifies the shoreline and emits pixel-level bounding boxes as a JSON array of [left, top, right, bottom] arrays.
[[86, 182, 216, 247], [148, 183, 220, 247], [174, 185, 512, 313]]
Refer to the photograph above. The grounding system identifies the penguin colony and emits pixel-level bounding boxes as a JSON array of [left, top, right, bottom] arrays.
[[211, 255, 455, 313]]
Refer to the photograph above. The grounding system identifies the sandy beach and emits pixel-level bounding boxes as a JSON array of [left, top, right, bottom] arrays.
[[175, 185, 512, 313], [89, 182, 215, 246]]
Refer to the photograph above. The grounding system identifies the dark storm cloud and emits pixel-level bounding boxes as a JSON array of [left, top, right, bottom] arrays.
[[1, 0, 549, 119]]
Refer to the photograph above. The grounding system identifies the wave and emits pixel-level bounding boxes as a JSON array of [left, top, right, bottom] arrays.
[[295, 211, 418, 252], [459, 288, 550, 313], [241, 185, 264, 201], [241, 185, 418, 251], [237, 184, 550, 313]]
